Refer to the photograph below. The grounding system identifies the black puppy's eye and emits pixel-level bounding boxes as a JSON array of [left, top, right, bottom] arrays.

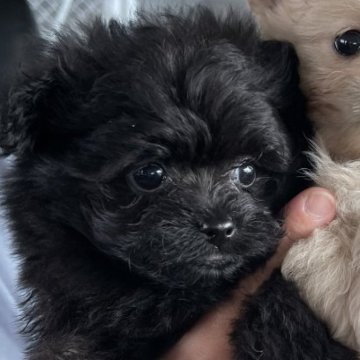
[[129, 163, 166, 192], [334, 30, 360, 56], [231, 163, 256, 188]]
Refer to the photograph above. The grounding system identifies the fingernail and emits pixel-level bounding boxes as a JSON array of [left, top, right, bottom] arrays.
[[304, 191, 336, 220]]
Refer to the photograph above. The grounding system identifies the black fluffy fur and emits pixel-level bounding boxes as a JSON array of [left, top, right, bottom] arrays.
[[0, 7, 355, 360]]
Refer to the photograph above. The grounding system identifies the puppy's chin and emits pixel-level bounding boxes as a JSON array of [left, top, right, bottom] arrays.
[[163, 250, 273, 290], [137, 254, 246, 289], [163, 239, 278, 289], [158, 256, 246, 289], [127, 247, 272, 290], [192, 253, 245, 281]]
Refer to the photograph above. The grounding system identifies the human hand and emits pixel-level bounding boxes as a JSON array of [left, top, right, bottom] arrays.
[[162, 187, 336, 360]]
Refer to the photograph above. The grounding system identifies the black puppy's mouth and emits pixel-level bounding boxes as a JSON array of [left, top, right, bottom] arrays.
[[205, 245, 231, 261], [196, 246, 243, 272], [190, 255, 244, 283], [206, 251, 224, 261]]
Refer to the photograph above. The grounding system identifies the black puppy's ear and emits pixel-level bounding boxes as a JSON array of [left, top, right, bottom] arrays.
[[257, 40, 301, 104], [0, 21, 121, 157], [0, 72, 52, 155], [257, 40, 313, 155], [0, 27, 104, 157], [0, 52, 97, 156]]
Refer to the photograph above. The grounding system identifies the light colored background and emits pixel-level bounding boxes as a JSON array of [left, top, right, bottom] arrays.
[[0, 1, 247, 359]]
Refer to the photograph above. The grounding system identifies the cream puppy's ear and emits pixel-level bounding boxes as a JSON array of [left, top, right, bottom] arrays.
[[247, 0, 306, 42]]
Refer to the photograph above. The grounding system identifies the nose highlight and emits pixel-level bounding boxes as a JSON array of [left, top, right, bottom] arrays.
[[201, 220, 236, 248]]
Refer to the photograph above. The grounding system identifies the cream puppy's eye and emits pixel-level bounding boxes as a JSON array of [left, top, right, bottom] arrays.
[[335, 30, 360, 56]]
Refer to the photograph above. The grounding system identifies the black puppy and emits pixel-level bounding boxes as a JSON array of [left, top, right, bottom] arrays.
[[0, 8, 355, 360]]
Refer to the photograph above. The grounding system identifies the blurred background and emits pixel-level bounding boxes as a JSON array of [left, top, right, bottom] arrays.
[[0, 0, 247, 359]]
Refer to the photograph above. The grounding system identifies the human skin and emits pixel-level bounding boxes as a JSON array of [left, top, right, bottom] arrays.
[[163, 187, 337, 360]]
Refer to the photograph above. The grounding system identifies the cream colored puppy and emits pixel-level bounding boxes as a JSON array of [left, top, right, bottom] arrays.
[[248, 0, 360, 351]]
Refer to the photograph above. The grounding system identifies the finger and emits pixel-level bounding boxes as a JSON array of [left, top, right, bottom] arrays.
[[285, 187, 336, 238], [280, 187, 336, 251], [156, 299, 236, 360]]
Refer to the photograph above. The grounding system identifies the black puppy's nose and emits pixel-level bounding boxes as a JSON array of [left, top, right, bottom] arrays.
[[201, 220, 236, 248]]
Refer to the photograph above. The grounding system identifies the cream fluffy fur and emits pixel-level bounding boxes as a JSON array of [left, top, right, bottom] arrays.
[[283, 146, 360, 349], [248, 0, 360, 352]]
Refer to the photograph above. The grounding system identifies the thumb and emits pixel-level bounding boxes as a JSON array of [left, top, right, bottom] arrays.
[[284, 187, 336, 243], [274, 187, 336, 265]]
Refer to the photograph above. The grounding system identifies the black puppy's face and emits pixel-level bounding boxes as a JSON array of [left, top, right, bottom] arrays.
[[86, 86, 294, 287], [98, 153, 285, 287], [1, 11, 310, 289]]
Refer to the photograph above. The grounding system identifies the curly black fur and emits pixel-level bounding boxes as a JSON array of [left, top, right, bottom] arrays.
[[0, 7, 355, 360]]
